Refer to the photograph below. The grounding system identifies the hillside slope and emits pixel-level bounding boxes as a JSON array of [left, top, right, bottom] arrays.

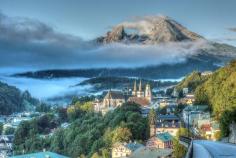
[[0, 81, 39, 115], [194, 60, 236, 117]]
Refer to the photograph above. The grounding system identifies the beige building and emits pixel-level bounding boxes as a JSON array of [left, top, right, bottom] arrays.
[[112, 142, 143, 158], [146, 132, 173, 149], [129, 80, 152, 106], [94, 90, 125, 115], [103, 90, 125, 108]]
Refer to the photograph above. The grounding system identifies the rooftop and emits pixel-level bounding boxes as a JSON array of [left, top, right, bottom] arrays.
[[156, 132, 173, 142], [104, 90, 125, 100], [10, 151, 69, 158], [158, 114, 179, 121], [124, 142, 144, 152]]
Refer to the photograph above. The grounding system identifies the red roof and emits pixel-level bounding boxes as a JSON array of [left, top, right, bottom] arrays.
[[128, 97, 149, 106], [201, 124, 211, 132]]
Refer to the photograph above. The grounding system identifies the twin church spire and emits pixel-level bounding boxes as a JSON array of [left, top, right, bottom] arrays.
[[132, 79, 152, 102]]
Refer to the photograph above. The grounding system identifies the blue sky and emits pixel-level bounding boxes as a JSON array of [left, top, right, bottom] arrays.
[[0, 0, 236, 69], [0, 0, 236, 43]]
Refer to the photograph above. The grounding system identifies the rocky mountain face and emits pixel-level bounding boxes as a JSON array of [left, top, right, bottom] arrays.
[[97, 16, 204, 44], [14, 16, 236, 79]]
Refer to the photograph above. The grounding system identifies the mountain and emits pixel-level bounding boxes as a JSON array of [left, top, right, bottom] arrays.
[[14, 16, 236, 79], [0, 81, 39, 115], [97, 16, 203, 44]]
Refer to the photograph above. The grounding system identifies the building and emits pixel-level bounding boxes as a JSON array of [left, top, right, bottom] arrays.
[[128, 97, 150, 107], [182, 105, 209, 126], [129, 80, 152, 106], [178, 94, 195, 105], [112, 142, 143, 158], [146, 132, 173, 149], [0, 135, 14, 157], [94, 90, 125, 115], [103, 90, 125, 108], [201, 71, 213, 76], [10, 151, 69, 158], [156, 114, 181, 136], [182, 88, 189, 95]]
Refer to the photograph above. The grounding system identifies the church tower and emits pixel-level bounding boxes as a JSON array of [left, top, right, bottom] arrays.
[[145, 84, 152, 103], [132, 80, 137, 96], [137, 80, 144, 97]]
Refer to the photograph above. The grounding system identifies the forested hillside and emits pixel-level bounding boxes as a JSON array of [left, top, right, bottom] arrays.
[[0, 81, 39, 115], [14, 102, 148, 158], [194, 60, 236, 117]]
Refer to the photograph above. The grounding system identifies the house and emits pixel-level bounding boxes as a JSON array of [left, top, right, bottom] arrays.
[[156, 115, 180, 136], [178, 94, 195, 105], [199, 121, 220, 140], [146, 132, 173, 149], [182, 88, 189, 95], [0, 135, 14, 157], [112, 142, 143, 158], [10, 151, 69, 158], [182, 105, 209, 126]]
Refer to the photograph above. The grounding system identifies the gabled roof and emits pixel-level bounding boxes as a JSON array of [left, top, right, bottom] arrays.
[[104, 90, 125, 100], [156, 132, 173, 142], [10, 151, 69, 158]]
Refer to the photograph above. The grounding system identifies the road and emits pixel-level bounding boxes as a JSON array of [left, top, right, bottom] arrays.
[[193, 140, 236, 158]]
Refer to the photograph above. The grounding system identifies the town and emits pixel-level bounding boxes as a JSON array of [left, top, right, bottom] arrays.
[[2, 70, 235, 158]]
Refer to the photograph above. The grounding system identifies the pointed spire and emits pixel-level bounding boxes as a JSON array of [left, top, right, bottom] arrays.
[[133, 80, 137, 92], [139, 80, 142, 92]]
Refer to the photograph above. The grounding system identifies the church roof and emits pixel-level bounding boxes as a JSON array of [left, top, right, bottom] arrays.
[[104, 90, 125, 100], [156, 132, 173, 142], [128, 97, 149, 106]]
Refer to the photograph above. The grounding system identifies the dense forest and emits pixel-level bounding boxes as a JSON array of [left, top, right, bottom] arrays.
[[13, 101, 148, 158], [77, 76, 177, 91], [14, 54, 219, 79], [0, 81, 39, 115]]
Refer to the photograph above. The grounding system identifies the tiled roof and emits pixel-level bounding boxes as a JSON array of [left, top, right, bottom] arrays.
[[128, 97, 149, 106], [156, 132, 173, 142], [10, 152, 69, 158], [104, 90, 125, 100]]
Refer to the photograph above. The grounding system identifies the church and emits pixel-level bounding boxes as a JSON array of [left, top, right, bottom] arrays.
[[128, 80, 152, 107], [94, 80, 153, 115]]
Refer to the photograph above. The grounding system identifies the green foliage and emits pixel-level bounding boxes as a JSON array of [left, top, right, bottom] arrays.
[[4, 127, 15, 135], [219, 108, 236, 137], [14, 102, 147, 158], [172, 128, 191, 158], [13, 113, 59, 154], [176, 71, 209, 94], [148, 108, 156, 125], [173, 139, 187, 158], [79, 76, 177, 92], [0, 81, 39, 115], [0, 123, 3, 134], [195, 60, 236, 118], [35, 103, 51, 112]]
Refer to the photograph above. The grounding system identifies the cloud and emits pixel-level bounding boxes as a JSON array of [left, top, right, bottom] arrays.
[[0, 12, 211, 70], [228, 28, 236, 32]]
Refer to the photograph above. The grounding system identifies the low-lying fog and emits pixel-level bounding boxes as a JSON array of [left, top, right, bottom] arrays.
[[0, 74, 94, 105]]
